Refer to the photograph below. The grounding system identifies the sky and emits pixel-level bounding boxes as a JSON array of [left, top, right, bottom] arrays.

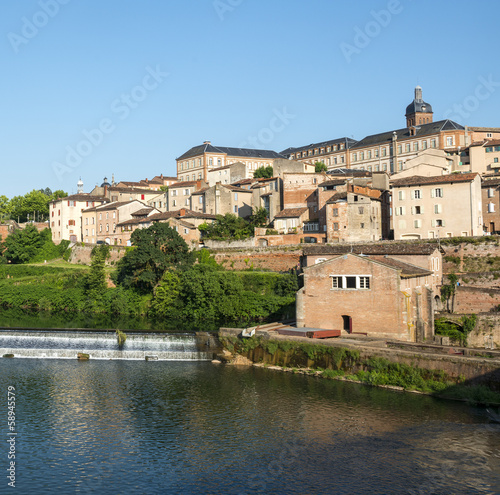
[[1, 0, 499, 197]]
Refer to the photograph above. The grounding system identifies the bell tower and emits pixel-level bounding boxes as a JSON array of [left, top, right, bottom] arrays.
[[405, 86, 433, 128]]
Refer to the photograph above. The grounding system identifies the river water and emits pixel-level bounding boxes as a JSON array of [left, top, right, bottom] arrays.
[[1, 354, 499, 494]]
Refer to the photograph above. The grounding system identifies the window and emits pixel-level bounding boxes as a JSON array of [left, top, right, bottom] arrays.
[[398, 160, 403, 170], [234, 206, 238, 213], [432, 188, 443, 198], [414, 142, 419, 152], [171, 190, 177, 196], [353, 153, 357, 161], [185, 199, 189, 206], [397, 145, 402, 154], [431, 139, 437, 148], [360, 152, 364, 160], [184, 189, 189, 195], [199, 196, 203, 204], [434, 204, 442, 214], [406, 143, 411, 152], [422, 140, 428, 150], [488, 188, 495, 198], [234, 193, 238, 201], [398, 191, 405, 200], [358, 207, 364, 214], [332, 208, 339, 217], [360, 223, 365, 229], [68, 200, 75, 207], [414, 219, 421, 228], [209, 158, 213, 166], [382, 148, 387, 157], [217, 158, 221, 165], [395, 206, 405, 216], [367, 151, 372, 159], [413, 189, 421, 199], [495, 158, 499, 164], [446, 136, 453, 147], [414, 206, 421, 214], [488, 203, 496, 213], [333, 222, 339, 231], [173, 200, 177, 207], [435, 219, 444, 227], [68, 220, 76, 226], [331, 275, 370, 290]]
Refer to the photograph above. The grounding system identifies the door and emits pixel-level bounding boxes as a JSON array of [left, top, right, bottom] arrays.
[[342, 315, 352, 333]]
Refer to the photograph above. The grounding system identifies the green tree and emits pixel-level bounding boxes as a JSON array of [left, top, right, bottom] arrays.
[[0, 196, 11, 222], [84, 244, 110, 298], [314, 161, 327, 173], [2, 225, 44, 263], [9, 190, 51, 222], [253, 165, 273, 179], [440, 273, 458, 313], [150, 270, 182, 318], [198, 214, 253, 240], [115, 222, 194, 292], [248, 207, 269, 228]]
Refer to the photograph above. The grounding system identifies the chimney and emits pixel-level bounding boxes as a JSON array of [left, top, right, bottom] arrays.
[[203, 141, 211, 145]]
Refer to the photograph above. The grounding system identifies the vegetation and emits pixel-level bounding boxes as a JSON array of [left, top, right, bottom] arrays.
[[115, 222, 194, 292], [435, 315, 477, 347], [198, 208, 268, 241], [253, 166, 273, 179], [440, 273, 458, 312], [314, 161, 327, 173], [2, 226, 70, 264], [1, 188, 67, 223]]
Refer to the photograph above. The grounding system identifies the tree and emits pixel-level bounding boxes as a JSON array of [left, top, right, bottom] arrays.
[[315, 161, 327, 173], [248, 207, 269, 228], [440, 273, 458, 312], [84, 244, 110, 298], [2, 225, 43, 263], [115, 222, 194, 292], [0, 196, 11, 223], [253, 166, 273, 179], [198, 214, 253, 240]]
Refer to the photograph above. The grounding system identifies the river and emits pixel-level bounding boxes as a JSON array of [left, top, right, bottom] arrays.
[[1, 352, 499, 494]]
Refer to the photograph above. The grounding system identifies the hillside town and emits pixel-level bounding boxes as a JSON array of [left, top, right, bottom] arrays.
[[43, 87, 499, 249], [2, 86, 500, 345]]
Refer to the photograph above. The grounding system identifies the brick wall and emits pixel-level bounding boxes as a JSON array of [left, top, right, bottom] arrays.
[[213, 249, 301, 272], [69, 244, 127, 265], [453, 286, 500, 313]]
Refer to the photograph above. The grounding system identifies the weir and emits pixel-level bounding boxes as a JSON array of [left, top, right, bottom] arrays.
[[0, 330, 218, 361]]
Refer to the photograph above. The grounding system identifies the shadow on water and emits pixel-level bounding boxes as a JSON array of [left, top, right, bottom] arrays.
[[0, 307, 224, 333]]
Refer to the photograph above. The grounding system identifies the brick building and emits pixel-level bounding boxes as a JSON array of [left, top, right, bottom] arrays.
[[296, 253, 435, 342]]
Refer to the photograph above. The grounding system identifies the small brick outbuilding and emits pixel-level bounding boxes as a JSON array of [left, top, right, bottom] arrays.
[[296, 253, 435, 342]]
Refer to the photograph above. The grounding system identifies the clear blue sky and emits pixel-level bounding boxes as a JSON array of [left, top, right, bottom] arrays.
[[1, 0, 499, 197]]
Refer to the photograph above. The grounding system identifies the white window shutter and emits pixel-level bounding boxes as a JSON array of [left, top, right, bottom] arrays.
[[442, 220, 446, 227], [411, 190, 415, 199], [395, 208, 399, 216], [431, 219, 435, 227], [431, 189, 435, 198], [402, 206, 406, 215], [411, 206, 414, 215], [420, 205, 424, 214]]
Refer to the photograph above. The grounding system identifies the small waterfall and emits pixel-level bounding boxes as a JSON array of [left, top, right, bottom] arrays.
[[0, 330, 218, 361]]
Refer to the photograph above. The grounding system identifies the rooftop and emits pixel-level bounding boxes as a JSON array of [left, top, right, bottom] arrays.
[[390, 173, 478, 188], [303, 243, 441, 256], [177, 143, 284, 161]]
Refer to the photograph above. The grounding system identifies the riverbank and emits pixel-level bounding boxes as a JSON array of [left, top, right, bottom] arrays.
[[217, 327, 500, 406]]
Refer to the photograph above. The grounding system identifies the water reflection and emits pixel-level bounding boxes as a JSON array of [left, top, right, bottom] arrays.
[[0, 360, 498, 494]]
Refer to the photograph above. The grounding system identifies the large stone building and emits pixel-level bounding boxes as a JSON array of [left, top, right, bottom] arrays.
[[176, 142, 284, 183], [50, 192, 107, 243], [281, 87, 500, 176], [390, 173, 482, 240]]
